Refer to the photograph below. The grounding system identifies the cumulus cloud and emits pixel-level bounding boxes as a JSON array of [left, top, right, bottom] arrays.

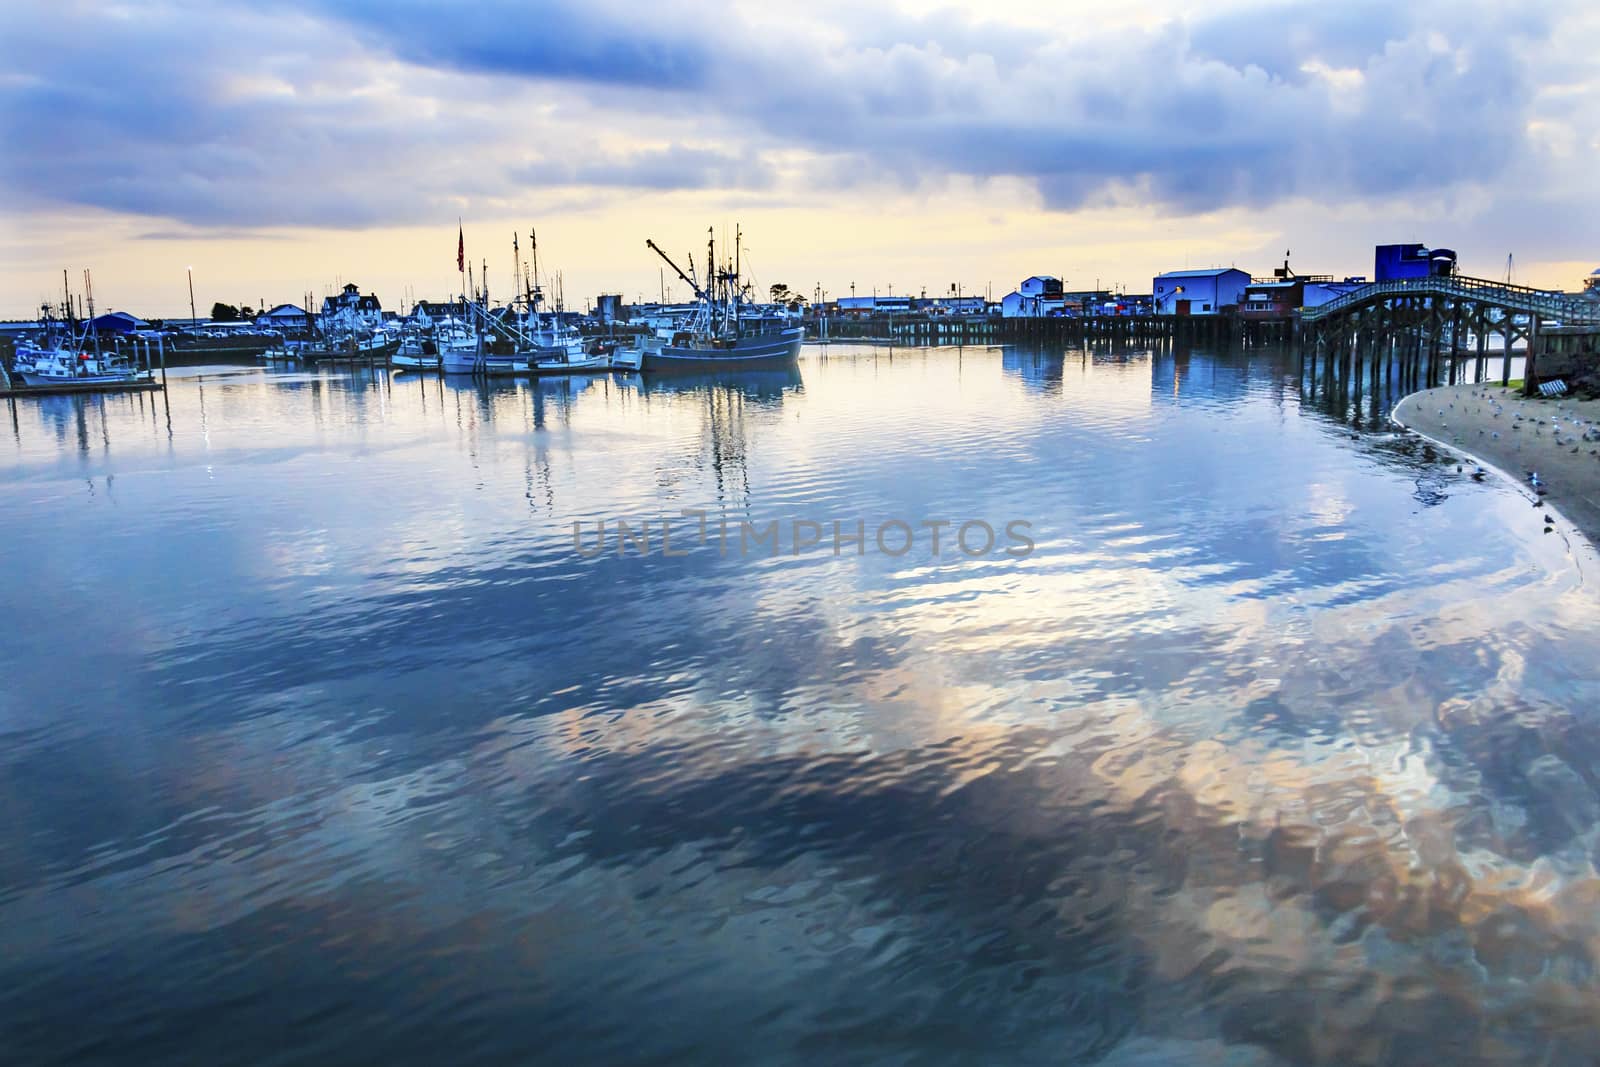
[[0, 0, 1592, 235]]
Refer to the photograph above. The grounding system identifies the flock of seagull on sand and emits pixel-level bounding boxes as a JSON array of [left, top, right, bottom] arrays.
[[1422, 386, 1600, 536]]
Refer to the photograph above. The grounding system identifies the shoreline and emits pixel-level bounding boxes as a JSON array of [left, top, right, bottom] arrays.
[[1392, 383, 1600, 559]]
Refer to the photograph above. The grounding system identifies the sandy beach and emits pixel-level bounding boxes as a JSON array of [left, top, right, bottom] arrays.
[[1394, 383, 1600, 552]]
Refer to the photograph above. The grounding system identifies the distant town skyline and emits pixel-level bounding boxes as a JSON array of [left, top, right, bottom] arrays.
[[2, 0, 1596, 317]]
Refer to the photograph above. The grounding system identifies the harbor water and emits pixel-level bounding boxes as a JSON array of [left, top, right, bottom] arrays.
[[3, 344, 1600, 1065]]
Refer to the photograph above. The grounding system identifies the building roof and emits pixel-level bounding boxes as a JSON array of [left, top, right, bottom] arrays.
[[1156, 268, 1248, 279], [89, 311, 148, 333]]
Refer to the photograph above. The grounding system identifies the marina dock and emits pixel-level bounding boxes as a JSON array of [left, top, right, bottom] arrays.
[[1, 379, 163, 399]]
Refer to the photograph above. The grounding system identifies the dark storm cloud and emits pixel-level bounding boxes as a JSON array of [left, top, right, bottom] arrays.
[[0, 0, 1586, 228]]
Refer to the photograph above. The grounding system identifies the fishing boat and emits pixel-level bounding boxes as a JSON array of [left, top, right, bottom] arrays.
[[531, 347, 611, 374], [12, 273, 150, 387], [391, 329, 442, 370], [642, 226, 803, 373], [441, 352, 529, 375], [297, 333, 402, 364], [18, 347, 145, 387]]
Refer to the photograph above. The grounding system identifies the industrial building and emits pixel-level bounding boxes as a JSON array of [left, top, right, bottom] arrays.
[[1151, 268, 1250, 316]]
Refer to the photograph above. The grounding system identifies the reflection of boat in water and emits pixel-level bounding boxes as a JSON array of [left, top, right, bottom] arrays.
[[642, 226, 803, 373], [635, 366, 803, 402]]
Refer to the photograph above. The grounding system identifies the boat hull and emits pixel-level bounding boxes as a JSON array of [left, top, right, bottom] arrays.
[[531, 354, 611, 375], [641, 328, 803, 373], [19, 371, 141, 386], [439, 351, 527, 375], [299, 338, 402, 364]]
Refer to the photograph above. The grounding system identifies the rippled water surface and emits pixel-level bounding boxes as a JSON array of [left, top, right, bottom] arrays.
[[4, 344, 1600, 1065]]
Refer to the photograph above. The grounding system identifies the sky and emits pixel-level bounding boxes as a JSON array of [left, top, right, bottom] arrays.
[[0, 0, 1596, 318]]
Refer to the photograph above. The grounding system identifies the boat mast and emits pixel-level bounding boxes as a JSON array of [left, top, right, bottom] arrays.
[[530, 229, 541, 316], [512, 232, 521, 317], [85, 269, 100, 357]]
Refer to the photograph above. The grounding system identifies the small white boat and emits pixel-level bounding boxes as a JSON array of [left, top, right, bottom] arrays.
[[391, 350, 441, 370], [531, 338, 612, 374], [439, 348, 531, 375], [608, 336, 657, 372]]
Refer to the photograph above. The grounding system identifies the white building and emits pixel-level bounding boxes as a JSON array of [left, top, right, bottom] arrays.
[[834, 295, 911, 315], [1151, 268, 1249, 316], [1001, 275, 1067, 318], [319, 283, 384, 330], [255, 303, 310, 330]]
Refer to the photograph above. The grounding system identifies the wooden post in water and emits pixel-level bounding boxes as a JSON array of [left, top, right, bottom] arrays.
[[1427, 298, 1442, 388], [1475, 304, 1487, 384], [1501, 314, 1513, 387], [157, 335, 168, 390], [1523, 316, 1540, 397]]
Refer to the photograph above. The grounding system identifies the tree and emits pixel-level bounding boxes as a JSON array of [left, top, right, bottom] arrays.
[[210, 302, 240, 322]]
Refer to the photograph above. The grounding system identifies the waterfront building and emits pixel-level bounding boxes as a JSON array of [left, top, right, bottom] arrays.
[[87, 311, 148, 335], [255, 303, 310, 330], [1000, 276, 1067, 318], [406, 299, 468, 326], [1374, 243, 1456, 281], [1241, 274, 1366, 317], [319, 283, 384, 328], [835, 295, 912, 316], [1152, 268, 1249, 316]]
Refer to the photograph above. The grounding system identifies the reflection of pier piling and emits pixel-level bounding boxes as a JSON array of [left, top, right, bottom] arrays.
[[818, 313, 1242, 347]]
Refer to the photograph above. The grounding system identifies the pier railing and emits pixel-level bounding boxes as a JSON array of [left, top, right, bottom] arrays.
[[1301, 275, 1600, 324]]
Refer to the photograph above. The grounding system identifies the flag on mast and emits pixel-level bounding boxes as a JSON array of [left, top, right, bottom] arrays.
[[457, 224, 465, 273]]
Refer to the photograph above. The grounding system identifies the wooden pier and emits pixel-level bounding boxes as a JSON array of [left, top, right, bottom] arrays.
[[1298, 274, 1600, 399], [1, 379, 164, 399]]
